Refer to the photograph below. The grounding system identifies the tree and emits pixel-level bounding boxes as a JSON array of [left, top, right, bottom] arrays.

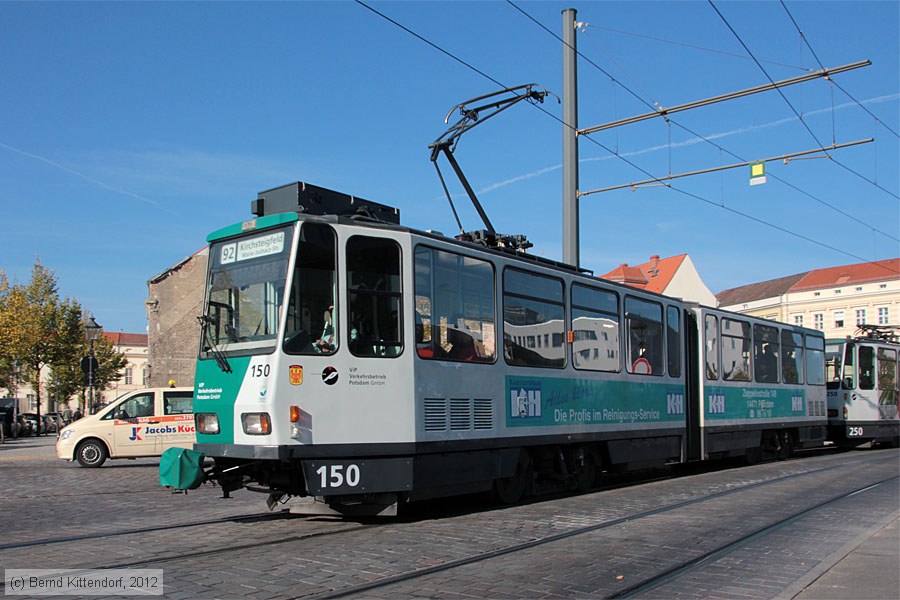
[[0, 261, 127, 419], [0, 262, 61, 430]]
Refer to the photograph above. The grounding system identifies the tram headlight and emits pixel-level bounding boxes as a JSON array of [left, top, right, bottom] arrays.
[[241, 413, 271, 435], [196, 413, 220, 435]]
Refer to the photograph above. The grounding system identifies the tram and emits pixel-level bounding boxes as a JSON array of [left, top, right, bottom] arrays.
[[161, 181, 828, 516], [825, 325, 900, 447]]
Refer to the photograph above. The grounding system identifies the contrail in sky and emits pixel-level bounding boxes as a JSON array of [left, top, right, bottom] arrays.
[[0, 141, 162, 208]]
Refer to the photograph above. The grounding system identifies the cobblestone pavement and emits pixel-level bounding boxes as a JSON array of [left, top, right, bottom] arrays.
[[1, 436, 897, 599]]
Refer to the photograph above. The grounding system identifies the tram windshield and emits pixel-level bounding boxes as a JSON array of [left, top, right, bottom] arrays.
[[202, 225, 294, 358]]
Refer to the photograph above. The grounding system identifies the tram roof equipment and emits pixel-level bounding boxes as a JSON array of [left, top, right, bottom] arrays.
[[852, 324, 899, 343], [252, 181, 400, 224]]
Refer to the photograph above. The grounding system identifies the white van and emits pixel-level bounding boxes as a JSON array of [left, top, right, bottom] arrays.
[[56, 387, 194, 467]]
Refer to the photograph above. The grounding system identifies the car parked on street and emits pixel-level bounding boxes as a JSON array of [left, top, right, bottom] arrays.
[[56, 387, 195, 467]]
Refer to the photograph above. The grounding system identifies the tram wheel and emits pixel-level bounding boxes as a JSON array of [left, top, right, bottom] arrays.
[[76, 440, 108, 468], [493, 457, 531, 504]]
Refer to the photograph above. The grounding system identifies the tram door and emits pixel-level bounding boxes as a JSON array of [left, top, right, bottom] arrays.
[[684, 309, 701, 461]]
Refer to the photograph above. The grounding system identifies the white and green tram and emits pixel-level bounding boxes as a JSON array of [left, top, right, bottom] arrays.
[[825, 327, 900, 447], [170, 182, 828, 516]]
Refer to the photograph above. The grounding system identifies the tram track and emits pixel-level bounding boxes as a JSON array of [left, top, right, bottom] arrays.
[[0, 511, 299, 551], [302, 454, 897, 600], [608, 476, 899, 598], [2, 452, 893, 598]]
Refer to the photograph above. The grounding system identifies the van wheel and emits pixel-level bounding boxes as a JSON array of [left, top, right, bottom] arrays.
[[76, 440, 108, 468]]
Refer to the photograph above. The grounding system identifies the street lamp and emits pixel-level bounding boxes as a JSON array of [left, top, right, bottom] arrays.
[[83, 317, 102, 416], [12, 359, 21, 435]]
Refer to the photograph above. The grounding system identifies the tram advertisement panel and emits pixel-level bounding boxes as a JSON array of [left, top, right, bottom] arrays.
[[506, 376, 685, 428], [704, 386, 806, 420]]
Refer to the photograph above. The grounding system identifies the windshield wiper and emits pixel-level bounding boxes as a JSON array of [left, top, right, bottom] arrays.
[[197, 314, 233, 373]]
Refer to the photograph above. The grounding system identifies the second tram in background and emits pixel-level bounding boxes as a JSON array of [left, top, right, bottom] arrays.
[[166, 182, 836, 516], [826, 325, 900, 447]]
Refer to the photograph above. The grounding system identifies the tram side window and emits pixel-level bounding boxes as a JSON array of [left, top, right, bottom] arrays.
[[842, 344, 856, 389], [877, 347, 898, 408], [414, 246, 496, 363], [624, 297, 663, 376], [571, 284, 619, 372], [705, 315, 719, 380], [667, 306, 681, 378], [781, 330, 804, 385], [346, 236, 403, 358], [806, 336, 825, 386], [753, 324, 779, 383], [283, 223, 337, 355], [721, 318, 751, 382], [858, 346, 875, 390], [503, 269, 565, 368]]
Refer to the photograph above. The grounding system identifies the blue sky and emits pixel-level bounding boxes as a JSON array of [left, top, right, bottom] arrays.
[[1, 0, 897, 334]]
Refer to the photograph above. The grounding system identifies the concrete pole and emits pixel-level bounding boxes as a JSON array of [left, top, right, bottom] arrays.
[[562, 8, 579, 268]]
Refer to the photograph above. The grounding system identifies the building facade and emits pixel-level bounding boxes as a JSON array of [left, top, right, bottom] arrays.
[[6, 331, 149, 416], [99, 332, 149, 403], [717, 258, 899, 339], [145, 248, 208, 388]]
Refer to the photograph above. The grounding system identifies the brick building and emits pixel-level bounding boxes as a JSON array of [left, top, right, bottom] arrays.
[[145, 248, 208, 388]]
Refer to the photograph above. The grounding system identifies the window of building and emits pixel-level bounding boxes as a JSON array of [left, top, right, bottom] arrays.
[[414, 246, 495, 363], [855, 309, 867, 326], [793, 315, 804, 327], [624, 297, 663, 376], [721, 318, 751, 382], [814, 292, 821, 297], [753, 323, 780, 383], [878, 307, 890, 325], [813, 313, 824, 330], [124, 368, 133, 385], [503, 269, 565, 368], [705, 314, 719, 380], [879, 283, 887, 289], [835, 289, 842, 295], [855, 286, 863, 292], [833, 310, 845, 329], [346, 236, 403, 358], [571, 284, 619, 372]]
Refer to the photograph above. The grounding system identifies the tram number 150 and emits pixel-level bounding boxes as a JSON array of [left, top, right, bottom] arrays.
[[303, 458, 412, 495], [316, 464, 361, 489]]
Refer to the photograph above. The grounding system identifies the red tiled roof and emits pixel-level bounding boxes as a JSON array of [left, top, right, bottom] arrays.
[[789, 258, 900, 291], [103, 332, 148, 347], [600, 254, 686, 294], [716, 272, 809, 307], [716, 258, 900, 306]]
